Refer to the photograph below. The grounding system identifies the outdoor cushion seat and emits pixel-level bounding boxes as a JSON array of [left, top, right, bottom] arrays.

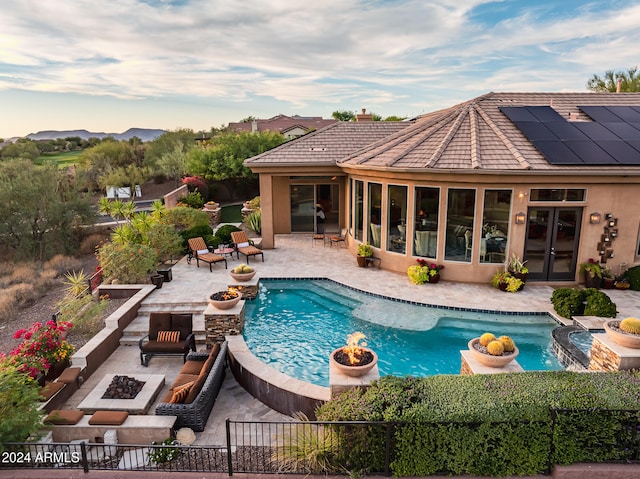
[[230, 231, 264, 264], [139, 312, 196, 366], [45, 409, 84, 425], [57, 367, 82, 385], [187, 237, 227, 271], [89, 410, 129, 426], [180, 359, 207, 375], [39, 381, 65, 401]]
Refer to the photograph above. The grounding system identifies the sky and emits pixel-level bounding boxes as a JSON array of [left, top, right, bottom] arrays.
[[1, 0, 639, 139]]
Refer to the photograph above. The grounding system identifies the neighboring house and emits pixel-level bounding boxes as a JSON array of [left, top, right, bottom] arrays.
[[228, 114, 338, 139], [245, 92, 640, 284]]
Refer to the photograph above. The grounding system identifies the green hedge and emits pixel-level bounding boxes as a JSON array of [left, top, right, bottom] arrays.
[[551, 287, 617, 319], [316, 372, 640, 476], [626, 265, 640, 290]]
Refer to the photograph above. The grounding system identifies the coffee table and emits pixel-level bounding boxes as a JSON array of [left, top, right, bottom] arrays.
[[77, 374, 165, 414], [214, 246, 235, 258]]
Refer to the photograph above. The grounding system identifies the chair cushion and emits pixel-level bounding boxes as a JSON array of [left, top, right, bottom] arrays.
[[237, 241, 250, 248], [39, 381, 65, 401], [200, 343, 221, 377], [170, 381, 194, 404], [57, 367, 82, 384], [171, 314, 192, 340], [172, 373, 199, 388], [180, 359, 205, 376], [157, 330, 180, 343], [45, 409, 84, 425], [149, 312, 172, 340], [197, 248, 209, 255], [141, 340, 187, 353], [89, 410, 129, 426]]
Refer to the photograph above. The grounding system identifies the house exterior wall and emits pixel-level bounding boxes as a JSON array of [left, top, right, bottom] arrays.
[[340, 167, 640, 284]]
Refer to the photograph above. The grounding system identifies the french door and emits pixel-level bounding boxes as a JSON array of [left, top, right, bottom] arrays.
[[524, 207, 582, 281]]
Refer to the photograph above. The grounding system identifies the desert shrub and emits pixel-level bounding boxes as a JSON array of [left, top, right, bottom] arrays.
[[43, 255, 83, 276], [58, 292, 108, 339], [214, 224, 241, 244], [164, 206, 210, 232], [34, 268, 60, 292], [247, 195, 260, 209], [178, 190, 205, 209], [7, 264, 38, 286], [0, 361, 44, 449], [243, 209, 261, 235], [147, 223, 184, 263], [626, 265, 640, 290], [79, 233, 108, 255], [0, 290, 18, 322], [97, 241, 158, 284], [181, 175, 209, 199]]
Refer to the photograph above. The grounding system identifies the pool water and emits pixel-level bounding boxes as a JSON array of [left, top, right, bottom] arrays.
[[243, 279, 563, 387], [569, 330, 594, 355]]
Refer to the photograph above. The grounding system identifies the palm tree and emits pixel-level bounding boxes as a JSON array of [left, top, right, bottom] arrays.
[[587, 66, 640, 92]]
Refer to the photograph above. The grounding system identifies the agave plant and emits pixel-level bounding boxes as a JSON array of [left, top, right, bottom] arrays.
[[244, 210, 262, 235]]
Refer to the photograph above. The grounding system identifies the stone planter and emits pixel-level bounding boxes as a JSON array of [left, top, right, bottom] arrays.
[[604, 320, 640, 349], [208, 291, 241, 310], [204, 202, 219, 210], [330, 347, 378, 377], [468, 338, 519, 367], [229, 270, 256, 282]]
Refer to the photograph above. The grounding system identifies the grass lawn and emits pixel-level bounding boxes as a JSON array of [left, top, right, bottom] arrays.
[[34, 150, 82, 167], [221, 204, 243, 223]]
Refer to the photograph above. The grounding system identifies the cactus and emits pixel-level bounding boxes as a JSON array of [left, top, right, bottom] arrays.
[[619, 317, 640, 335], [498, 336, 516, 352], [479, 333, 496, 347], [487, 340, 505, 356]]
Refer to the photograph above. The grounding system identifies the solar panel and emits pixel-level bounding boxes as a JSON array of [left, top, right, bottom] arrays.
[[606, 106, 640, 122], [564, 141, 617, 164], [544, 121, 589, 140], [573, 122, 620, 140], [595, 141, 640, 164], [512, 121, 558, 140], [628, 140, 640, 153], [579, 106, 622, 122], [499, 107, 539, 122], [601, 122, 640, 140], [533, 141, 584, 164], [527, 106, 565, 122]]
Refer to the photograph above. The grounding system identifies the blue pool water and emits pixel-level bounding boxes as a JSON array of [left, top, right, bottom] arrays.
[[569, 330, 594, 355], [243, 279, 564, 387]]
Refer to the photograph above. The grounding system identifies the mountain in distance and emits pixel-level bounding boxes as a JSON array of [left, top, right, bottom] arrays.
[[26, 127, 166, 142]]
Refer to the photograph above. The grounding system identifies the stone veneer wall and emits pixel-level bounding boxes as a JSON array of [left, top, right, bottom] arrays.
[[204, 302, 245, 348], [588, 334, 640, 372], [203, 207, 221, 227]]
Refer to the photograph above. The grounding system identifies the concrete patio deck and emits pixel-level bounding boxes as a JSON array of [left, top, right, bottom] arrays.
[[60, 233, 640, 445]]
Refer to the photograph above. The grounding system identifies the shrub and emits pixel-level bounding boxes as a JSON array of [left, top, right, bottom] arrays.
[[243, 209, 261, 235], [625, 265, 640, 290], [7, 264, 38, 286], [550, 287, 616, 319], [203, 234, 221, 249], [178, 190, 205, 209], [164, 206, 210, 232], [181, 176, 209, 199], [58, 293, 108, 340], [147, 223, 184, 263], [97, 241, 158, 284], [148, 438, 180, 464], [79, 233, 108, 255], [215, 224, 241, 244], [583, 288, 617, 317], [180, 224, 214, 251], [247, 195, 260, 210], [43, 255, 84, 275]]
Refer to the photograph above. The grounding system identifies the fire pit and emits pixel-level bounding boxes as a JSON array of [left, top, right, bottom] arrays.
[[78, 374, 165, 414], [101, 375, 146, 400], [330, 332, 378, 377]]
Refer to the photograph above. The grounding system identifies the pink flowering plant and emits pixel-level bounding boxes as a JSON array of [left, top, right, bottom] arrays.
[[9, 320, 74, 378], [407, 259, 444, 285]]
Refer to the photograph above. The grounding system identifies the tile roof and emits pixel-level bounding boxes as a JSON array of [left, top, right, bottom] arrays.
[[338, 92, 640, 172], [228, 114, 338, 134], [244, 121, 413, 166]]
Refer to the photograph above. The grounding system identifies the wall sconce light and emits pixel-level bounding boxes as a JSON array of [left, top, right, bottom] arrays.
[[589, 212, 601, 224], [515, 212, 526, 224]]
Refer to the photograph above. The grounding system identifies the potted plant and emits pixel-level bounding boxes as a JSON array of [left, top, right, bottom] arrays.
[[468, 332, 519, 367], [407, 259, 444, 284], [204, 200, 219, 210], [506, 253, 529, 284], [603, 318, 640, 349], [579, 258, 602, 289], [330, 332, 378, 377], [356, 243, 373, 267], [602, 267, 615, 289], [229, 263, 256, 282], [490, 270, 524, 293]]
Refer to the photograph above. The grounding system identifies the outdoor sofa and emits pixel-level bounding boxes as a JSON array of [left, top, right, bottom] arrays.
[[155, 341, 227, 431]]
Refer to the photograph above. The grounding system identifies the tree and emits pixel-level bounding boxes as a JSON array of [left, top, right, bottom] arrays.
[[143, 129, 196, 170], [384, 115, 407, 121], [0, 160, 95, 261], [157, 143, 188, 187], [77, 139, 138, 191], [0, 139, 40, 161], [332, 110, 356, 121], [587, 66, 640, 92]]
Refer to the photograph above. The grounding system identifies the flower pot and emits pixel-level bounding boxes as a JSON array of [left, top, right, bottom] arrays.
[[204, 202, 219, 210], [229, 270, 256, 282], [356, 255, 369, 267], [603, 320, 640, 349], [468, 338, 519, 367], [208, 291, 241, 310], [45, 358, 71, 381], [508, 271, 528, 284], [584, 273, 601, 289], [157, 268, 172, 283], [150, 274, 164, 289], [428, 273, 440, 284], [615, 281, 630, 290], [330, 347, 378, 377], [603, 278, 615, 289]]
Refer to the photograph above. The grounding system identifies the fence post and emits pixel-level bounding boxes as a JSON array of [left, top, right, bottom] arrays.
[[384, 422, 392, 477], [226, 418, 233, 476], [80, 441, 89, 473]]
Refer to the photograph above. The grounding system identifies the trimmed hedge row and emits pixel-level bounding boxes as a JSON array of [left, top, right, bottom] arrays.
[[316, 372, 640, 476]]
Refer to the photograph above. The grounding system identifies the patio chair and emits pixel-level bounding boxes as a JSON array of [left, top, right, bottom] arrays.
[[187, 237, 227, 271], [230, 231, 264, 264], [329, 228, 347, 248], [139, 312, 196, 366]]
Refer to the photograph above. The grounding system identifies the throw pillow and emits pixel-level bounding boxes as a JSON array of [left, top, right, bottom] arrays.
[[196, 248, 209, 255], [157, 330, 180, 342], [170, 381, 194, 404], [237, 241, 250, 248]]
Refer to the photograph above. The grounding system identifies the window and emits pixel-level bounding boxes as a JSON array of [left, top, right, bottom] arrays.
[[530, 189, 585, 202], [481, 190, 512, 264], [387, 185, 407, 254], [368, 183, 382, 247], [414, 187, 439, 258], [445, 188, 475, 262], [354, 181, 364, 241]]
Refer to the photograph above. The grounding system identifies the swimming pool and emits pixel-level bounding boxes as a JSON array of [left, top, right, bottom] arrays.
[[243, 279, 563, 387]]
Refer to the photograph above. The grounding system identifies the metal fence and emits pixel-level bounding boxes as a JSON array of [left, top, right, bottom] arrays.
[[3, 411, 640, 475]]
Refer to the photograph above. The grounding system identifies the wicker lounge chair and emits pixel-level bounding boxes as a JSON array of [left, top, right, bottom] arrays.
[[230, 231, 264, 264], [187, 237, 227, 271]]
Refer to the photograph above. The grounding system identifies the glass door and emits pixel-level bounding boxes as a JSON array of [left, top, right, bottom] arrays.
[[290, 185, 315, 232], [524, 207, 582, 281]]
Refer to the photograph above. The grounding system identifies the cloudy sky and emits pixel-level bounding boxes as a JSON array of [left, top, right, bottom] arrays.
[[1, 0, 638, 138]]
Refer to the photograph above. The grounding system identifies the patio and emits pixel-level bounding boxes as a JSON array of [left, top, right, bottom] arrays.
[[59, 233, 640, 445]]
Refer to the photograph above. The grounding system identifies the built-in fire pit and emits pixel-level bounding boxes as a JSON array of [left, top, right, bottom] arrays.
[[101, 375, 146, 400]]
